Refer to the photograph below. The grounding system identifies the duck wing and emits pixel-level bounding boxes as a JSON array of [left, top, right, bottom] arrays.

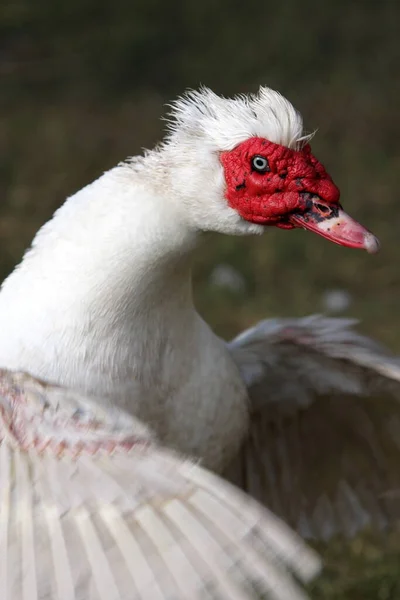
[[227, 315, 400, 540], [0, 369, 319, 600]]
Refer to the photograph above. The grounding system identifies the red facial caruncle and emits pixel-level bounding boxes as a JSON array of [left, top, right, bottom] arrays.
[[220, 137, 379, 253]]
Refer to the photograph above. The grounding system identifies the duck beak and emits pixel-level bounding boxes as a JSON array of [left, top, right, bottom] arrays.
[[288, 197, 380, 254]]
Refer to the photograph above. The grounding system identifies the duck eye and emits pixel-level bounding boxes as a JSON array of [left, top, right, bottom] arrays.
[[251, 155, 270, 173]]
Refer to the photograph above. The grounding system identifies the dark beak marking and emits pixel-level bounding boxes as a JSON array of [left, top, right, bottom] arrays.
[[299, 193, 340, 223]]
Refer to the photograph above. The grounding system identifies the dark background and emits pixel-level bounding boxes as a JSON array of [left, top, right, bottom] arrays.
[[1, 2, 400, 596]]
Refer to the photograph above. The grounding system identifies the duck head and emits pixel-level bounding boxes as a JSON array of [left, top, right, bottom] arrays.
[[164, 87, 379, 253]]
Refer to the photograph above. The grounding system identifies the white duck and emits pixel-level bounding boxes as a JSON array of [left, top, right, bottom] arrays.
[[0, 86, 399, 600]]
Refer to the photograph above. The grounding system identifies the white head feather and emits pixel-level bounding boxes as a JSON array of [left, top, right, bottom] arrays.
[[164, 86, 310, 151]]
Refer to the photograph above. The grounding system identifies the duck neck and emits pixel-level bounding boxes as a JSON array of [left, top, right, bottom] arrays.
[[0, 162, 201, 387]]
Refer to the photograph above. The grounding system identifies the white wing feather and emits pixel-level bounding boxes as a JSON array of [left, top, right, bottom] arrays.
[[0, 369, 320, 600]]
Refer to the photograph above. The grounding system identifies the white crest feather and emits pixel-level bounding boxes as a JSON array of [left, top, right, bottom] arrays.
[[165, 86, 311, 151]]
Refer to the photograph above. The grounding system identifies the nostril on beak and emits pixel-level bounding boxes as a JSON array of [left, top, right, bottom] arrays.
[[315, 203, 330, 214]]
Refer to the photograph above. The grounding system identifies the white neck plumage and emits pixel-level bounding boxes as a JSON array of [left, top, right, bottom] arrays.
[[0, 162, 201, 391]]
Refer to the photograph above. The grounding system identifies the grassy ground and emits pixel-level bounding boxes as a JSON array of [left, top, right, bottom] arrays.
[[308, 531, 400, 599]]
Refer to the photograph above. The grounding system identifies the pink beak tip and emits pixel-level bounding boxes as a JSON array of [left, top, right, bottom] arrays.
[[364, 232, 380, 254]]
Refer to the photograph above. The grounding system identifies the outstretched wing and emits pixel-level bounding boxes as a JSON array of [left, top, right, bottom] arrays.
[[0, 369, 319, 600], [227, 315, 400, 541]]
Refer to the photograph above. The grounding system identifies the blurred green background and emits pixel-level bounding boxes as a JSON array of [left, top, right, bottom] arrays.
[[1, 1, 400, 596]]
